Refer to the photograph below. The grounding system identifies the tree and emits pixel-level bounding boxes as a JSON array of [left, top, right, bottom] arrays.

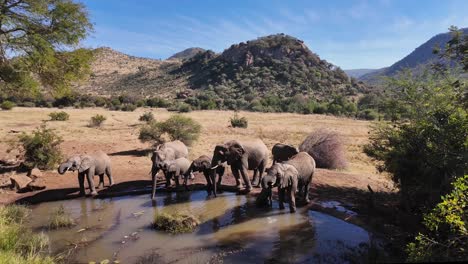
[[0, 0, 93, 99]]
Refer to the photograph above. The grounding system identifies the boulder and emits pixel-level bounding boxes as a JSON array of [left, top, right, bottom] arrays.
[[10, 173, 32, 190], [27, 178, 46, 191], [28, 168, 43, 179]]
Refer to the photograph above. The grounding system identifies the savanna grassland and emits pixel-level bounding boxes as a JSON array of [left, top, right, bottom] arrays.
[[0, 107, 394, 204]]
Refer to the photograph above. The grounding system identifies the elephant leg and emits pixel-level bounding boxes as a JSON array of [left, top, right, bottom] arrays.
[[105, 166, 114, 186], [86, 170, 97, 196], [78, 173, 85, 196], [97, 174, 104, 189], [204, 172, 213, 195], [251, 169, 258, 186], [304, 181, 311, 203], [183, 175, 189, 191], [231, 168, 242, 189], [175, 175, 180, 188], [239, 167, 252, 191], [164, 171, 171, 188], [288, 187, 296, 213], [216, 167, 225, 187], [256, 162, 266, 188], [278, 188, 286, 210]]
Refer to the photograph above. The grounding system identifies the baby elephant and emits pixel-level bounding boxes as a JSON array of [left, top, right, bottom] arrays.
[[58, 151, 114, 196], [161, 157, 191, 188], [184, 155, 225, 196], [262, 163, 299, 212]]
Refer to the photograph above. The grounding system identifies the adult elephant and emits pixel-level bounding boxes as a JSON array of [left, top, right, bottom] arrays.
[[184, 155, 225, 196], [211, 139, 269, 191], [58, 151, 114, 196], [262, 152, 316, 206], [151, 140, 188, 199], [272, 143, 299, 164]]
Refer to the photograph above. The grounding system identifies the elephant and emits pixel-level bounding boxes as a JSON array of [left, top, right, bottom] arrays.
[[210, 139, 269, 191], [58, 151, 114, 196], [151, 140, 188, 199], [262, 163, 299, 212], [272, 143, 299, 164], [161, 157, 191, 188], [262, 152, 316, 209], [183, 155, 226, 196]]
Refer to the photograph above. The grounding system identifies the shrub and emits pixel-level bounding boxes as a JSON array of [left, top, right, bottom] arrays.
[[139, 115, 201, 146], [1, 100, 15, 110], [299, 129, 347, 169], [146, 97, 170, 108], [18, 125, 63, 170], [139, 120, 164, 145], [152, 211, 199, 234], [121, 103, 137, 112], [48, 205, 75, 229], [89, 114, 106, 127], [406, 175, 468, 262], [230, 112, 248, 128], [0, 204, 53, 263], [139, 112, 154, 122], [157, 115, 201, 145], [357, 109, 378, 120], [48, 111, 69, 121], [178, 103, 192, 113]]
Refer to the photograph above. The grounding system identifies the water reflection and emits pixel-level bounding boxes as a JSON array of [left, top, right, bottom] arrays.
[[28, 191, 376, 263]]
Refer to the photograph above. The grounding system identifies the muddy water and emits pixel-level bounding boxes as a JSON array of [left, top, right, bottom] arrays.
[[29, 191, 376, 263]]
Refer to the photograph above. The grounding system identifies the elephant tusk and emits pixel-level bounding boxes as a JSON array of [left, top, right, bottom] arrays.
[[211, 164, 219, 170], [65, 167, 69, 173]]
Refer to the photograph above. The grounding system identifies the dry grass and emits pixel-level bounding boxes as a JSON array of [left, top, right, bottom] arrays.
[[0, 107, 376, 174]]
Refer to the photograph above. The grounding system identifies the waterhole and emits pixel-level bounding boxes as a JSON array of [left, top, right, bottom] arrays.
[[28, 191, 379, 263]]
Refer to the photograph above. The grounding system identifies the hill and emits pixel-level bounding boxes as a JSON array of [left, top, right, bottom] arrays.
[[344, 69, 378, 78], [74, 35, 371, 111], [168, 47, 206, 60], [361, 28, 468, 83]]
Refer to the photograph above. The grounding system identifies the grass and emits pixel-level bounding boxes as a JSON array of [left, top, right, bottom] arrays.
[[152, 211, 200, 234], [48, 205, 75, 229], [0, 204, 54, 264]]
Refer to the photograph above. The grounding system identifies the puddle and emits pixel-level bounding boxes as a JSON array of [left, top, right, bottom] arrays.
[[319, 200, 358, 216], [28, 191, 382, 263]]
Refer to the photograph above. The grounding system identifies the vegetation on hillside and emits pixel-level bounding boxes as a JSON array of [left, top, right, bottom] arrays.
[[364, 26, 467, 261]]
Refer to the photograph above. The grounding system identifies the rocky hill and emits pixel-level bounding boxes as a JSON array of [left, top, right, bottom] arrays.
[[360, 28, 468, 83], [74, 35, 370, 101], [168, 47, 206, 60]]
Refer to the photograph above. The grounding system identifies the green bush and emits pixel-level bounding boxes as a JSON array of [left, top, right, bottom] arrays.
[[152, 211, 199, 234], [89, 114, 106, 127], [158, 115, 201, 145], [230, 112, 248, 128], [357, 109, 378, 120], [18, 125, 63, 170], [1, 100, 15, 110], [178, 103, 192, 113], [139, 115, 201, 146], [406, 175, 468, 262], [48, 111, 69, 121], [146, 97, 170, 108], [48, 205, 75, 229], [121, 103, 137, 112], [139, 112, 155, 122]]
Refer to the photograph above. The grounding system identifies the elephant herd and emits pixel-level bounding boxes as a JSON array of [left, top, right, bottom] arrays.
[[58, 140, 316, 213]]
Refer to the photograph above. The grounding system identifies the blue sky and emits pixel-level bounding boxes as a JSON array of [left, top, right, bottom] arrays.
[[81, 0, 468, 69]]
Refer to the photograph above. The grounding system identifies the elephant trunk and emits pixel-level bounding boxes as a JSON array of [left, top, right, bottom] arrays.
[[151, 166, 159, 200], [211, 170, 217, 197], [58, 162, 71, 175]]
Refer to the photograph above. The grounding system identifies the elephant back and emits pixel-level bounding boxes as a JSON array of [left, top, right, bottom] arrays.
[[160, 140, 189, 159], [285, 152, 315, 183]]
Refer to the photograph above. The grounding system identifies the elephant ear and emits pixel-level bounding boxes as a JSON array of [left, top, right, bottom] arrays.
[[280, 164, 298, 189], [79, 156, 93, 173], [227, 141, 245, 163], [199, 159, 211, 170]]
